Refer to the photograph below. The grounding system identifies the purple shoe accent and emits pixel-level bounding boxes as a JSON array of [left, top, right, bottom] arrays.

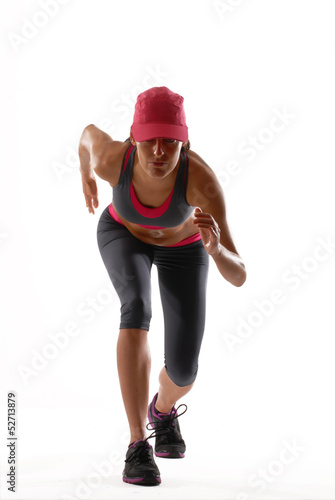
[[123, 475, 161, 485], [155, 451, 185, 458], [129, 439, 141, 448], [150, 393, 176, 421], [123, 476, 145, 484], [129, 439, 151, 449]]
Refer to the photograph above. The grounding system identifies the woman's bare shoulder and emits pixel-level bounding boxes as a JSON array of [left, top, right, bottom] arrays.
[[186, 148, 216, 176], [185, 148, 223, 206]]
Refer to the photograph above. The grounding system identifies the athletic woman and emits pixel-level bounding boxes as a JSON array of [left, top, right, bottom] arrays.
[[78, 86, 246, 486]]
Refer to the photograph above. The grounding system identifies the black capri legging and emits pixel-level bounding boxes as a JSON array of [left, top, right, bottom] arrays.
[[96, 206, 209, 387]]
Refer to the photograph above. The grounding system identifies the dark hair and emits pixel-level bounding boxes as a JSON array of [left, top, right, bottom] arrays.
[[124, 137, 190, 151]]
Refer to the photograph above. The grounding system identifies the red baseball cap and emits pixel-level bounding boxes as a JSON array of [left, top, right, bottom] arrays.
[[131, 86, 188, 142]]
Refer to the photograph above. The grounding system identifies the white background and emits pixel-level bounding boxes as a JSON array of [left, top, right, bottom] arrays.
[[1, 1, 335, 499]]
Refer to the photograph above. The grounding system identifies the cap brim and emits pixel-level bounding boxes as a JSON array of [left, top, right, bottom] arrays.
[[132, 123, 188, 142]]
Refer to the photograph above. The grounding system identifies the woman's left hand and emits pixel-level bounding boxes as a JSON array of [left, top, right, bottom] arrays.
[[193, 207, 221, 256]]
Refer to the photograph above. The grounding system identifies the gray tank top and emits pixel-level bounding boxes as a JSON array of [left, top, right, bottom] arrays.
[[111, 144, 194, 228]]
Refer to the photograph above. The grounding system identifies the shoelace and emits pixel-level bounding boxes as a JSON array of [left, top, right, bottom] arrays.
[[147, 403, 188, 433], [125, 439, 155, 465]]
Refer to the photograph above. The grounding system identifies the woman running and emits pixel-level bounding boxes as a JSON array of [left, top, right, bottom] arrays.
[[78, 86, 246, 486]]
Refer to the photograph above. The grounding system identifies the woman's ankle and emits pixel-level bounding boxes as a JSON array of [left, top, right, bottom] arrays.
[[155, 394, 175, 414], [129, 428, 146, 446]]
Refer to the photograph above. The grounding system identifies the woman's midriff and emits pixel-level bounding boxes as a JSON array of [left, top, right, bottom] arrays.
[[110, 202, 201, 247]]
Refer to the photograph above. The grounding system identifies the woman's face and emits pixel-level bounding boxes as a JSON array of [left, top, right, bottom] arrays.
[[130, 130, 186, 180]]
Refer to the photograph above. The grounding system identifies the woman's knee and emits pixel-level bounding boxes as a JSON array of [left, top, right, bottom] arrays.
[[120, 296, 152, 330], [165, 363, 199, 388]]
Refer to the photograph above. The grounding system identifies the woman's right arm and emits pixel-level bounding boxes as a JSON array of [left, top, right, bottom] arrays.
[[78, 124, 127, 214], [78, 124, 114, 178]]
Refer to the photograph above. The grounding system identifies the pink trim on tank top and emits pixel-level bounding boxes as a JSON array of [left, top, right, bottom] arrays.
[[108, 203, 201, 247], [122, 146, 134, 175], [108, 203, 165, 229], [108, 203, 125, 224], [130, 181, 174, 218], [165, 232, 202, 247]]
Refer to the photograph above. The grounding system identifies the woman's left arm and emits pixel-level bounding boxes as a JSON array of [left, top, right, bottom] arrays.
[[187, 155, 247, 287]]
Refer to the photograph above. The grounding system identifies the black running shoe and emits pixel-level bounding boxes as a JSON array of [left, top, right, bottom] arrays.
[[122, 438, 161, 486], [147, 392, 187, 458]]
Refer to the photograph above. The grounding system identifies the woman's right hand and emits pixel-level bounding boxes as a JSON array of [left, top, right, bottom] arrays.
[[81, 174, 99, 214]]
